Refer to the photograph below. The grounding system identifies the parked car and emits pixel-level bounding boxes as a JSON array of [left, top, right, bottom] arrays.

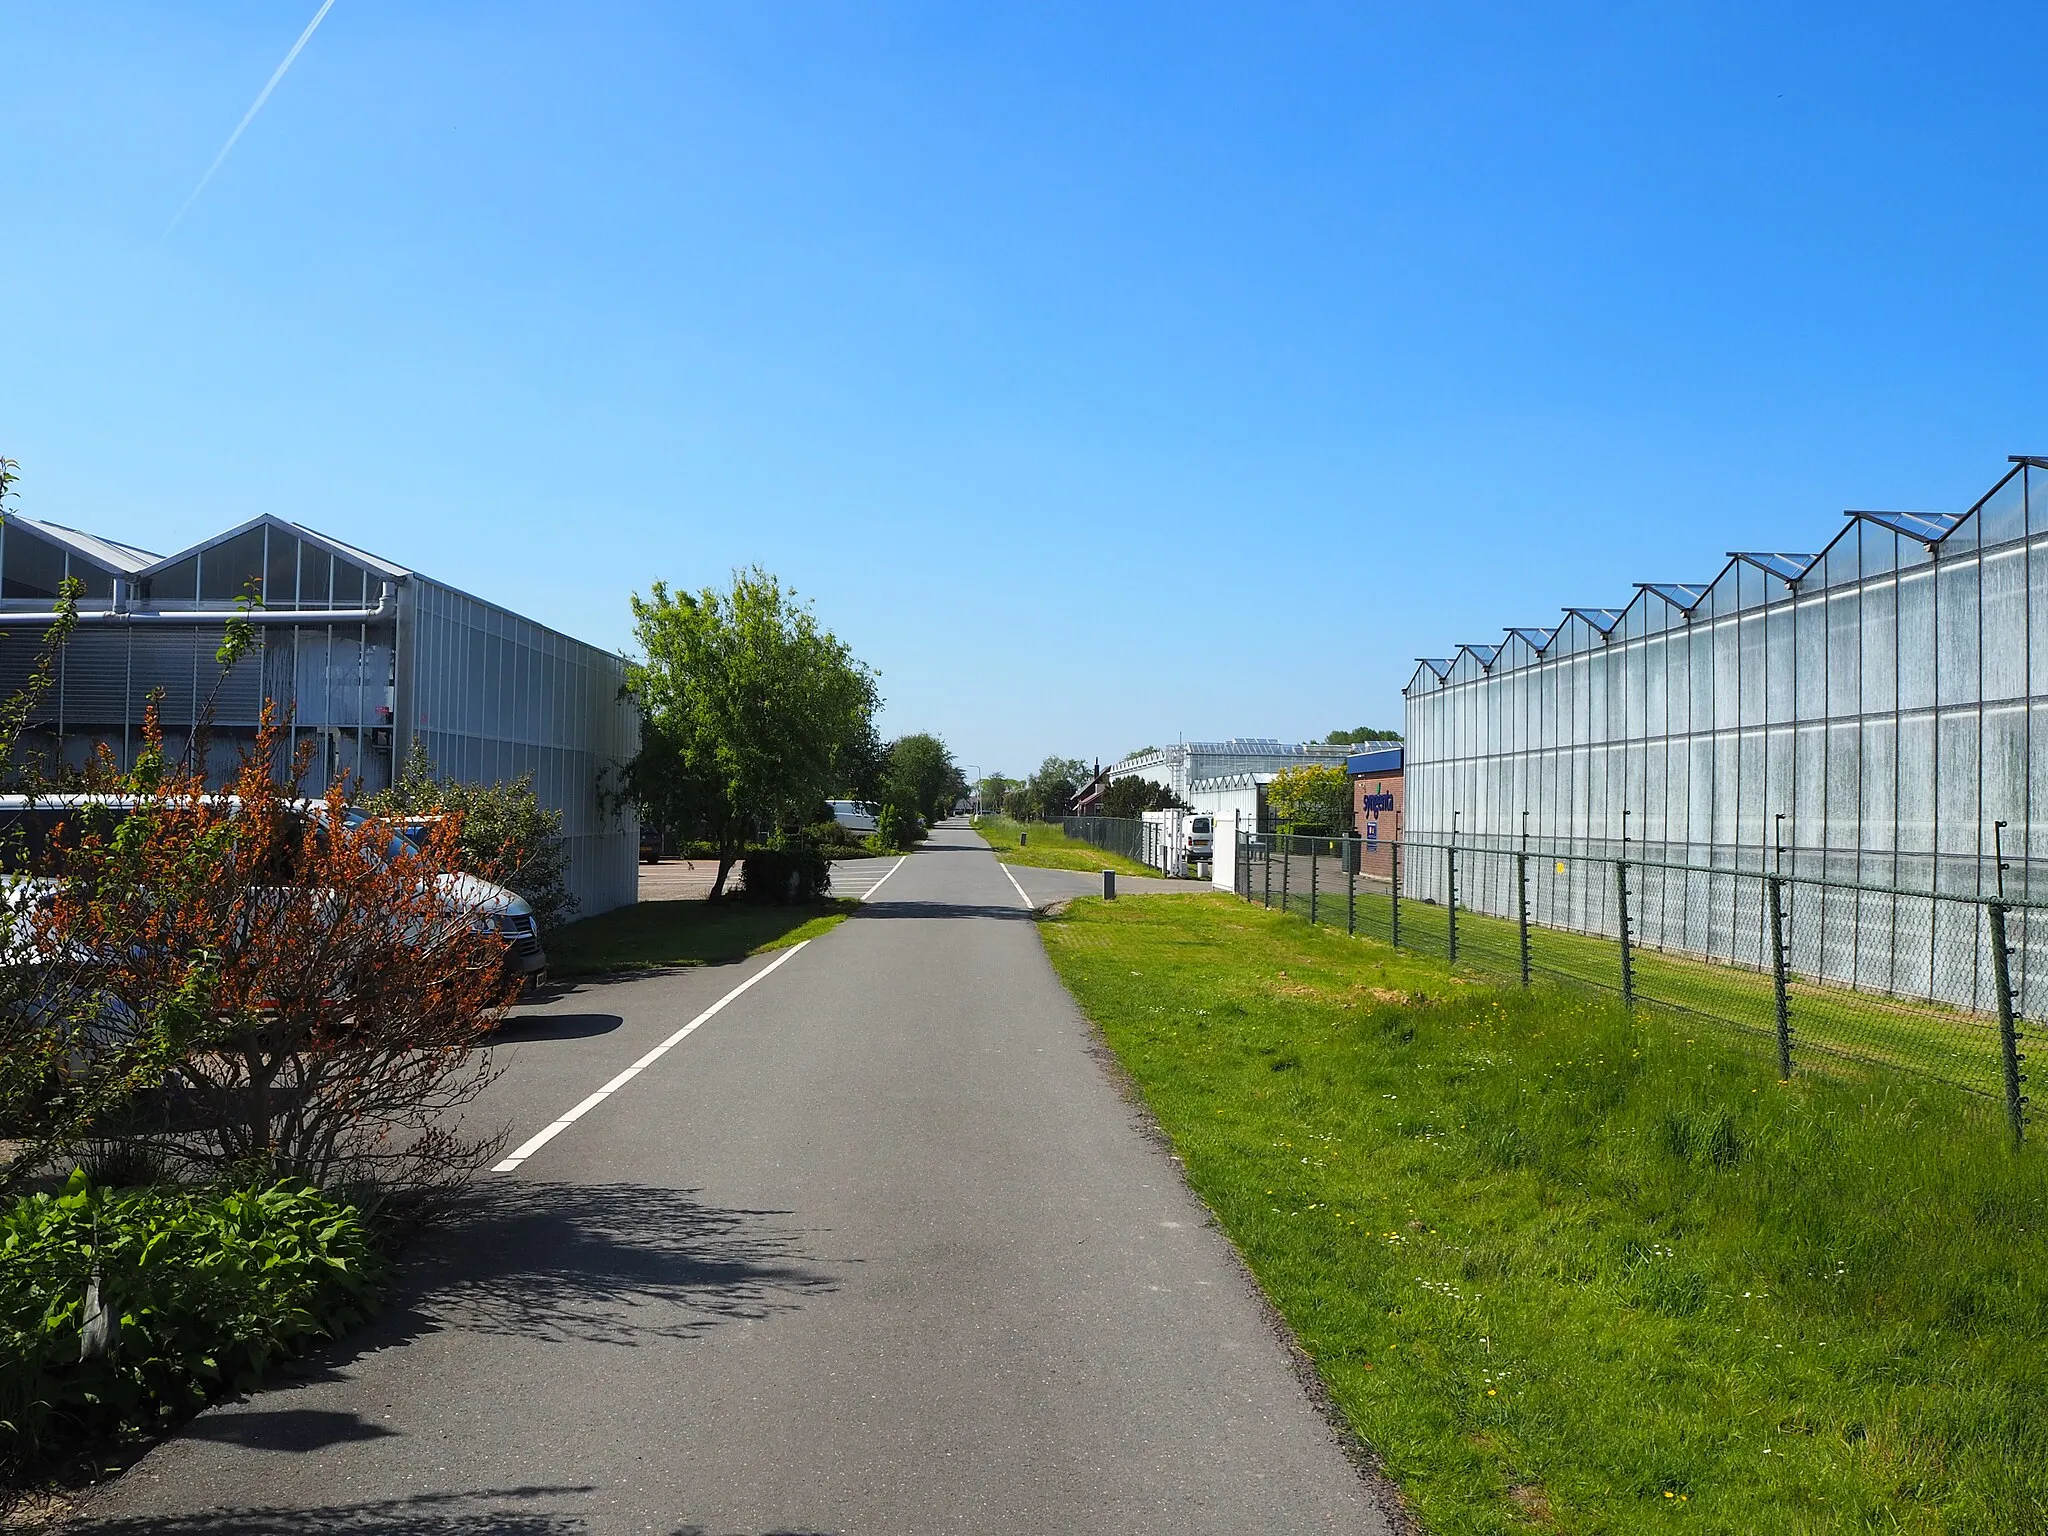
[[0, 794, 548, 985]]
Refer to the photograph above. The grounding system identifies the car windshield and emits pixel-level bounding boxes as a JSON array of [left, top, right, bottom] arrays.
[[340, 807, 422, 863]]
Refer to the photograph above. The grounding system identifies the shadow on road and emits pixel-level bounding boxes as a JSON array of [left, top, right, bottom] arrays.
[[407, 1181, 844, 1347], [492, 1013, 625, 1043], [848, 900, 1035, 922], [72, 1485, 844, 1535], [177, 1408, 397, 1452]]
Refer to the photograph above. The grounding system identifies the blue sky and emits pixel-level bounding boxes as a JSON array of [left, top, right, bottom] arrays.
[[2, 2, 2044, 781]]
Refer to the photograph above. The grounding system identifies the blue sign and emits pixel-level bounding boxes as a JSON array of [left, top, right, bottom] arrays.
[[1365, 821, 1379, 850]]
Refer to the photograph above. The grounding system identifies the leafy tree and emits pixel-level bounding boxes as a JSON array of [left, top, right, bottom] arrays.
[[365, 742, 577, 932], [1022, 756, 1088, 821], [975, 772, 1013, 813], [1267, 763, 1352, 832], [886, 733, 965, 826], [1100, 775, 1189, 819], [1323, 727, 1402, 745], [622, 569, 880, 900]]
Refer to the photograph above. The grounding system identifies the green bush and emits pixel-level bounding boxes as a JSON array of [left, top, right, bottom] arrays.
[[1, 1172, 385, 1481], [872, 804, 922, 852], [738, 834, 832, 905]]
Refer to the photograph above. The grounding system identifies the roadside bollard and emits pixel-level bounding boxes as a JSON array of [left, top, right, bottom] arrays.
[[1020, 830, 1028, 846], [1103, 870, 1116, 900]]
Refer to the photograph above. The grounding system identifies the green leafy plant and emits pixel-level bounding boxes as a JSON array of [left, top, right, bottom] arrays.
[[366, 741, 577, 932], [1266, 763, 1351, 833], [0, 1171, 385, 1482], [738, 832, 832, 905]]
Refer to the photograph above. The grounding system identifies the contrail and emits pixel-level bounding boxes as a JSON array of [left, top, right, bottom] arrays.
[[165, 0, 339, 236]]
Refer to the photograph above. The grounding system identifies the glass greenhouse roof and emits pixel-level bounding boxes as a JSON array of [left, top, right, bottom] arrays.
[[1403, 455, 2043, 696]]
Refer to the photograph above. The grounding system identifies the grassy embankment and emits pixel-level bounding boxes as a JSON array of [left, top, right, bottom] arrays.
[[1265, 881, 2010, 1095], [548, 899, 856, 978], [971, 814, 1158, 878], [1041, 891, 2048, 1535]]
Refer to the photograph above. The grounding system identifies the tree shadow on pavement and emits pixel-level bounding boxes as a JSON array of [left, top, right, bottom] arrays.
[[70, 1485, 595, 1534], [177, 1408, 397, 1452], [402, 1181, 844, 1348], [847, 901, 1035, 922], [71, 1486, 846, 1535]]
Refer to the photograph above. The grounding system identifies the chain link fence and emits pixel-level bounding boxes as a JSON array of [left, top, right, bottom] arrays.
[[1218, 829, 2037, 1141]]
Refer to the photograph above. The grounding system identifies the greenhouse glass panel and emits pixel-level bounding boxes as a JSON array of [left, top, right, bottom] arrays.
[[1765, 606, 1794, 722], [1935, 560, 1980, 707], [1982, 703, 2026, 833], [266, 532, 300, 609], [3, 524, 66, 600], [1896, 569, 1935, 710], [1827, 592, 1859, 716], [1860, 579, 1896, 713], [1981, 547, 2026, 700], [1935, 710, 1980, 863], [1795, 597, 1826, 720], [1738, 730, 1765, 847], [200, 528, 266, 603], [1897, 714, 1934, 854], [1861, 718, 1896, 851], [1978, 470, 2026, 548], [1714, 619, 1739, 722], [1794, 724, 1825, 852], [1826, 723, 1859, 849], [1862, 524, 1896, 576], [1738, 613, 1765, 725]]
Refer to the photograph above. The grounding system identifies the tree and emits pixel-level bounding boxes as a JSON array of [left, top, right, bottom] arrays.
[[1022, 756, 1088, 821], [975, 772, 1012, 813], [622, 569, 880, 900], [1267, 763, 1352, 832], [886, 733, 965, 827], [1100, 775, 1189, 819], [1323, 727, 1402, 745], [366, 741, 577, 932]]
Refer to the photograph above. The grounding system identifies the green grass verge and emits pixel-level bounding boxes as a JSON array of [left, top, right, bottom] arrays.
[[1040, 892, 2048, 1534], [971, 815, 1157, 878], [549, 898, 856, 977], [1264, 878, 2009, 1096]]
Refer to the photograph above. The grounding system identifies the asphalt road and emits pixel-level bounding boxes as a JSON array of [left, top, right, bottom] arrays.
[[69, 822, 1401, 1536]]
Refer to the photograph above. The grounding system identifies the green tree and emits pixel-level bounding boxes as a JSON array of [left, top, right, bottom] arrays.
[[1023, 756, 1088, 821], [622, 568, 880, 901], [1100, 775, 1188, 819], [1267, 763, 1352, 832], [1323, 727, 1402, 745], [886, 733, 965, 827], [365, 741, 577, 932], [975, 772, 1013, 813]]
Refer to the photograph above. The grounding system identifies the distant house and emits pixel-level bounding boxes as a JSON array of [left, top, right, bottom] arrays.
[[1069, 761, 1108, 815]]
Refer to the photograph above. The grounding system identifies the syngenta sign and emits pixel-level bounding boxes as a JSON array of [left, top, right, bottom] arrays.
[[1360, 788, 1396, 814]]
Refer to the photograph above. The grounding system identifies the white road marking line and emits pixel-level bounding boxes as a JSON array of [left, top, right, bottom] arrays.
[[1002, 862, 1034, 909], [493, 939, 813, 1173], [859, 855, 908, 902]]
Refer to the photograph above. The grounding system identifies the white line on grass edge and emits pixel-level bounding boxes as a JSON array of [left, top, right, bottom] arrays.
[[492, 853, 908, 1175]]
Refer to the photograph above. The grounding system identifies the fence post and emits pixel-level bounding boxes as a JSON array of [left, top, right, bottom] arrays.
[[1767, 875, 1792, 1079], [1390, 840, 1402, 947], [1516, 851, 1531, 987], [1309, 844, 1319, 925], [1347, 858, 1356, 936], [1990, 901, 2027, 1146], [1615, 859, 1635, 1011], [1446, 845, 1459, 963], [1263, 838, 1272, 908], [1281, 836, 1290, 915]]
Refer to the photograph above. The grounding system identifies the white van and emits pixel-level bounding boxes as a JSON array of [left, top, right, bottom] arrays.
[[826, 799, 879, 835]]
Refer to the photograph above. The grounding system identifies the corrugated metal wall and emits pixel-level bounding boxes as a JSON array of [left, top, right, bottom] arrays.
[[399, 577, 638, 919]]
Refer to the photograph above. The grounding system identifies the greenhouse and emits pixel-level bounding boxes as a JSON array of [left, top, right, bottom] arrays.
[[1401, 456, 2048, 1017], [0, 512, 638, 916]]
